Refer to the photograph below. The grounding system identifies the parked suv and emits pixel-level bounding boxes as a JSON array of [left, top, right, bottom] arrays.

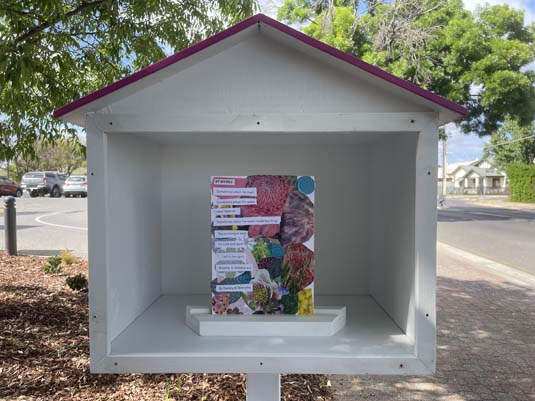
[[21, 171, 65, 197], [0, 177, 23, 197], [63, 175, 87, 197]]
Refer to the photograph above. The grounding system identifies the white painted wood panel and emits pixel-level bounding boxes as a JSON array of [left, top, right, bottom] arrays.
[[414, 122, 438, 371], [86, 114, 109, 371], [368, 133, 417, 340], [159, 142, 370, 296], [106, 35, 430, 118], [105, 134, 162, 340]]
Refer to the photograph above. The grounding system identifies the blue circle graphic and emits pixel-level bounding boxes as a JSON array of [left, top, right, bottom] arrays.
[[297, 176, 315, 195]]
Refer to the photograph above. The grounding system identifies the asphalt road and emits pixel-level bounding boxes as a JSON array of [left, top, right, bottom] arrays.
[[438, 198, 535, 274], [0, 196, 88, 257], [1, 196, 533, 273]]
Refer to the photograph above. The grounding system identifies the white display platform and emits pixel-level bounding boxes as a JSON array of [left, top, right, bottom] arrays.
[[107, 295, 421, 374], [185, 305, 346, 336]]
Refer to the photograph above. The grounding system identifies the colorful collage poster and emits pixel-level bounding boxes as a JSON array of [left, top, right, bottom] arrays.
[[211, 175, 315, 315]]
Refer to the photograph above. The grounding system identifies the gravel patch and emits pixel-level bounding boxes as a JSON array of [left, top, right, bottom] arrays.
[[0, 253, 333, 400]]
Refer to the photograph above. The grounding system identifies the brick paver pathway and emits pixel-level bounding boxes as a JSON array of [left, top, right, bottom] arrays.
[[332, 244, 535, 401]]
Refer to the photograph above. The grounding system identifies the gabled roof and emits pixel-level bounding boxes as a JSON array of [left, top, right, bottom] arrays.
[[450, 158, 500, 176], [449, 159, 483, 176], [460, 166, 505, 179], [54, 13, 468, 125], [450, 165, 471, 176]]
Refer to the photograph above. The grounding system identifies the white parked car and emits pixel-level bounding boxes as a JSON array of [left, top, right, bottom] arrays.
[[63, 175, 87, 198]]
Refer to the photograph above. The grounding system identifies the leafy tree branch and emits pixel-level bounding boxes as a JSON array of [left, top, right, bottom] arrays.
[[14, 0, 110, 45], [0, 0, 258, 160], [278, 0, 535, 137]]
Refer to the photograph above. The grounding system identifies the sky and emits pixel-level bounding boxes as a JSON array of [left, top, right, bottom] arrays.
[[259, 0, 535, 165]]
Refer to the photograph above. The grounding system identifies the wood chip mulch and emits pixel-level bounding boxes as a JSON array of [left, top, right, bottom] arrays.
[[0, 253, 334, 401]]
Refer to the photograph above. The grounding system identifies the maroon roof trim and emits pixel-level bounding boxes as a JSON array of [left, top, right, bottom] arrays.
[[53, 13, 468, 119]]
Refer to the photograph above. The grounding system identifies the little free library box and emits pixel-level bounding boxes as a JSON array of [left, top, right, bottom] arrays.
[[55, 14, 467, 378]]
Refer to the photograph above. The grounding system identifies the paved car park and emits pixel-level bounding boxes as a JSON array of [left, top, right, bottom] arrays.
[[0, 196, 87, 257]]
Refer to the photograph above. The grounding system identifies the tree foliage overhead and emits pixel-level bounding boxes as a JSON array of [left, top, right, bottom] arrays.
[[13, 137, 87, 178], [278, 0, 535, 137], [0, 0, 257, 159], [484, 118, 535, 171]]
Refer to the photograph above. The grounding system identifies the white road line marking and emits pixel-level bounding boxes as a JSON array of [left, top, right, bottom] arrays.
[[35, 212, 88, 231], [469, 211, 512, 219]]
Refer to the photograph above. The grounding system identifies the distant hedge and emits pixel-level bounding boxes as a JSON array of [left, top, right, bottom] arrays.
[[507, 164, 535, 203]]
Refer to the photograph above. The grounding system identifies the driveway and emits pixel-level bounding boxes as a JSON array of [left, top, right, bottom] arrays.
[[438, 198, 535, 274], [0, 196, 87, 257]]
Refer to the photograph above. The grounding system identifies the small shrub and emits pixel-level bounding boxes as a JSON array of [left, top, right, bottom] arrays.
[[60, 249, 76, 265], [507, 164, 535, 203], [65, 273, 88, 291], [42, 255, 62, 274]]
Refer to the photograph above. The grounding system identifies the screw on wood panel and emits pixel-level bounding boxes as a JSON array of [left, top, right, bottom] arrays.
[[399, 363, 404, 368], [426, 313, 429, 317], [427, 171, 431, 175], [259, 362, 263, 366], [410, 119, 415, 123], [90, 172, 94, 176], [92, 315, 97, 319], [109, 122, 113, 125], [114, 362, 118, 366], [256, 121, 260, 125]]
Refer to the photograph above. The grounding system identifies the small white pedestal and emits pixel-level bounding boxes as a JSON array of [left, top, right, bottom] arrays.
[[185, 305, 346, 337], [247, 374, 280, 401]]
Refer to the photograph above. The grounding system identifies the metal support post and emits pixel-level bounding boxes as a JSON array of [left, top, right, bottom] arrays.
[[4, 196, 17, 255]]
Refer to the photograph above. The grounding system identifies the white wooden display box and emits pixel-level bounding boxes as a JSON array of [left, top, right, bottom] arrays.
[[82, 127, 437, 375], [55, 14, 466, 377]]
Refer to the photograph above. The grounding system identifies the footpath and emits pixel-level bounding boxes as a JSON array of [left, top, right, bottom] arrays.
[[332, 242, 535, 401]]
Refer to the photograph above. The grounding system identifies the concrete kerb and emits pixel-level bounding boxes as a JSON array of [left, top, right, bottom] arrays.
[[438, 242, 535, 290]]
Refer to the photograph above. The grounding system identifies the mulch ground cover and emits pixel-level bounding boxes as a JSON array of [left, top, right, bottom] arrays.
[[0, 253, 333, 401]]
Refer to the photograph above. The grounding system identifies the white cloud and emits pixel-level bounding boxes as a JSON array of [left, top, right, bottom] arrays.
[[258, 0, 284, 18]]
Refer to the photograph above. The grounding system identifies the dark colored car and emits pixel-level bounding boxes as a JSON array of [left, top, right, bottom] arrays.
[[0, 177, 23, 197]]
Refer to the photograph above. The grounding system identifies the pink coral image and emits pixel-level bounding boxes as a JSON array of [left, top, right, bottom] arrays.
[[241, 175, 295, 237]]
